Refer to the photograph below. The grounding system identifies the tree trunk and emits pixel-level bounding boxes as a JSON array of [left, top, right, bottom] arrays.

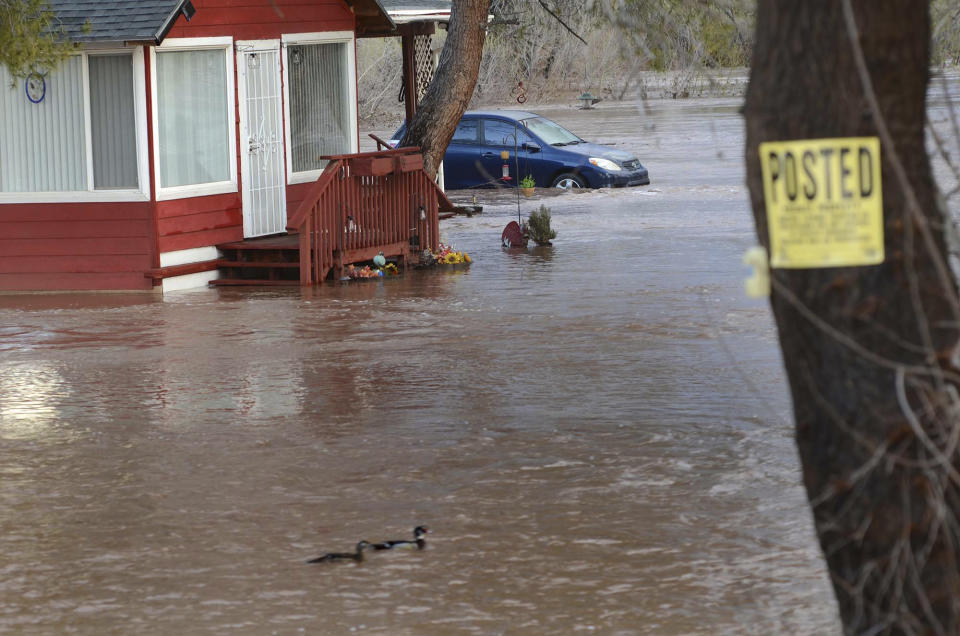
[[744, 1, 960, 632], [398, 0, 490, 178]]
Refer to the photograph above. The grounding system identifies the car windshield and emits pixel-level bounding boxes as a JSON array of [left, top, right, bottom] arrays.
[[521, 116, 581, 146]]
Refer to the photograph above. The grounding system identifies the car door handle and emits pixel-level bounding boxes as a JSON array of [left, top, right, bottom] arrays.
[[481, 152, 497, 158]]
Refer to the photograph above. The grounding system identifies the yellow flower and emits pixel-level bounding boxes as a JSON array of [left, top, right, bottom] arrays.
[[464, 253, 471, 263]]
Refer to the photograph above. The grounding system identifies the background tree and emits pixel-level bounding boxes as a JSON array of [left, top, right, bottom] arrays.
[[0, 0, 73, 81], [356, 0, 758, 121], [592, 0, 753, 69], [398, 0, 491, 178], [744, 0, 960, 632], [932, 0, 960, 65]]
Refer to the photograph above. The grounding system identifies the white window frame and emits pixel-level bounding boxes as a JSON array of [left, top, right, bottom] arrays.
[[281, 31, 358, 185], [0, 47, 150, 204], [150, 37, 238, 201]]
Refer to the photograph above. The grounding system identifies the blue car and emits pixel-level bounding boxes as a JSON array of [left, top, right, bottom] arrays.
[[390, 110, 650, 190]]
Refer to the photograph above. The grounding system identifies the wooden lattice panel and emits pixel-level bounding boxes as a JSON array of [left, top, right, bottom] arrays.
[[414, 34, 435, 100]]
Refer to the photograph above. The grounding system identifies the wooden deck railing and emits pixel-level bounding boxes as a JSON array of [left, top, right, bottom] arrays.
[[286, 148, 442, 285]]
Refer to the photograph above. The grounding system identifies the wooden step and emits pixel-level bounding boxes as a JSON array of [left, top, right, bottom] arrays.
[[145, 259, 219, 284], [209, 279, 301, 287], [212, 234, 303, 285], [217, 234, 299, 250], [216, 260, 300, 269]]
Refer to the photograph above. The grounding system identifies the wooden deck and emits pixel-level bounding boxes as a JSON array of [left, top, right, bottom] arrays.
[[201, 149, 446, 287], [285, 148, 444, 285]]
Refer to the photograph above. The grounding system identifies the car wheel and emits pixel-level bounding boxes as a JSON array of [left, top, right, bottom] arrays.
[[551, 173, 586, 189]]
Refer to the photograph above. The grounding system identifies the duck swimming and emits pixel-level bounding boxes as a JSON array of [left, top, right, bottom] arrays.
[[306, 540, 370, 563], [372, 525, 430, 551]]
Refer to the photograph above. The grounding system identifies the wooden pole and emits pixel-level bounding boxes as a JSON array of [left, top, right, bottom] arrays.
[[400, 26, 418, 124]]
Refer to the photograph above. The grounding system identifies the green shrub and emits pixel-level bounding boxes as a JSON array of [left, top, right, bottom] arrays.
[[524, 205, 557, 246]]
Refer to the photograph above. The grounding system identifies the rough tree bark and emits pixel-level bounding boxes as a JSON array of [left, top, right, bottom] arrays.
[[745, 1, 960, 632], [398, 0, 490, 178]]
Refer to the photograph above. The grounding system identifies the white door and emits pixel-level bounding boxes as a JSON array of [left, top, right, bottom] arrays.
[[237, 41, 286, 238]]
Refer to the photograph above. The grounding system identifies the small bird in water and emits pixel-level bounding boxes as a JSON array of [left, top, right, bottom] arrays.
[[372, 525, 430, 551], [306, 540, 370, 563]]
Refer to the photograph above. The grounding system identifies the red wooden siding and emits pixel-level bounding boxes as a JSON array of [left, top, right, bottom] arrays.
[[285, 182, 316, 219], [0, 202, 156, 291], [166, 0, 355, 41], [156, 193, 244, 253]]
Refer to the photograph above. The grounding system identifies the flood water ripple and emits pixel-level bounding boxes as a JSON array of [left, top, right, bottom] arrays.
[[0, 99, 845, 634]]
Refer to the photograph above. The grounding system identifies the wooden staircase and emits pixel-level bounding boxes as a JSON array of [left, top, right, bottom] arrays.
[[288, 148, 448, 286], [210, 234, 301, 286], [206, 147, 450, 287]]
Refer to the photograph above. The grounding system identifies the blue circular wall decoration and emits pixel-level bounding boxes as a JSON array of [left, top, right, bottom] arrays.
[[25, 74, 46, 104]]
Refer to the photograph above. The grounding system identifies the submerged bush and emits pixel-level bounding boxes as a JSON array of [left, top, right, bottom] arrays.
[[524, 205, 557, 246]]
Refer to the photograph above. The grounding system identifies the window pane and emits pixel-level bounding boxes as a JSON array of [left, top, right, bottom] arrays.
[[0, 57, 86, 192], [157, 49, 230, 188], [451, 120, 479, 144], [89, 55, 138, 189], [522, 116, 579, 145], [288, 43, 349, 173], [483, 120, 531, 146]]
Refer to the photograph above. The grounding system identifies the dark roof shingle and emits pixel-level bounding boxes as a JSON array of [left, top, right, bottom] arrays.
[[48, 0, 187, 44]]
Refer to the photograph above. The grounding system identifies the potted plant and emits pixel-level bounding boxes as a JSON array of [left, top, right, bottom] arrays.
[[519, 175, 536, 197], [523, 204, 557, 246]]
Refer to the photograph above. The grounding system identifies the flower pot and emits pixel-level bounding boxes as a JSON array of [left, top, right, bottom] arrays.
[[520, 186, 535, 197]]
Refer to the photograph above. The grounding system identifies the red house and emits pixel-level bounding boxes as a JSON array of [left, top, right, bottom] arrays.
[[0, 0, 442, 293]]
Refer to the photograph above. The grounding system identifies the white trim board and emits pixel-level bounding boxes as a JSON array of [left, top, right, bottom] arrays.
[[159, 245, 219, 268], [161, 269, 220, 293]]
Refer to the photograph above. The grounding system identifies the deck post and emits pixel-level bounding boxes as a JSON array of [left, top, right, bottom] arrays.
[[400, 26, 417, 124], [299, 213, 312, 285]]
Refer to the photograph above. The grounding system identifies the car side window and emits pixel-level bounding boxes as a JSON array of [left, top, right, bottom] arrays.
[[482, 119, 532, 147], [451, 120, 480, 144]]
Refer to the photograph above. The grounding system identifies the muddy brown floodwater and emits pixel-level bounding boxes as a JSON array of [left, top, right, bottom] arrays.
[[0, 98, 846, 634]]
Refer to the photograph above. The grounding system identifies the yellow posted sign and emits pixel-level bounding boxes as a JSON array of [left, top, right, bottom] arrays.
[[759, 137, 883, 268]]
